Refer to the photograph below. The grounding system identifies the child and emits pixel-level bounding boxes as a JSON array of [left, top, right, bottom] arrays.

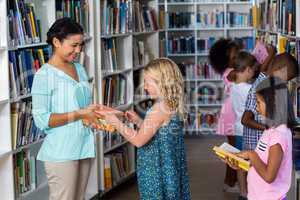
[[242, 53, 298, 151], [98, 58, 191, 200], [231, 51, 258, 199], [209, 38, 240, 192], [228, 77, 295, 200]]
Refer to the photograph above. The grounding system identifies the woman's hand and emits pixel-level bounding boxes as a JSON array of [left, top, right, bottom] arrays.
[[79, 104, 103, 126], [125, 111, 142, 125]]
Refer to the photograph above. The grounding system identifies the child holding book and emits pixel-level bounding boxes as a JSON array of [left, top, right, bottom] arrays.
[[98, 58, 191, 200], [209, 38, 240, 192], [227, 77, 295, 200], [242, 52, 298, 151]]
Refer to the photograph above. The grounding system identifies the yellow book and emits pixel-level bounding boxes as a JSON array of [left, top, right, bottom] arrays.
[[104, 157, 112, 189], [213, 143, 250, 172], [252, 5, 258, 28], [278, 36, 287, 54]]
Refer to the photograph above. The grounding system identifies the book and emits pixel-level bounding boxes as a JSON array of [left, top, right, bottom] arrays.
[[213, 142, 250, 172], [252, 41, 269, 64]]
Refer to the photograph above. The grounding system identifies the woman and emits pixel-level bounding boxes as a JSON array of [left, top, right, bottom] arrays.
[[31, 18, 101, 200]]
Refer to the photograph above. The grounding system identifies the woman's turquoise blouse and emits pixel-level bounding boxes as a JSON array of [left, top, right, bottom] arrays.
[[31, 63, 95, 162]]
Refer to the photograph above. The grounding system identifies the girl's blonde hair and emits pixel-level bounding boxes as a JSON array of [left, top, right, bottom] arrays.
[[144, 58, 185, 119]]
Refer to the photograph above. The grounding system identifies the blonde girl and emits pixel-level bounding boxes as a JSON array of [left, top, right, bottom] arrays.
[[99, 58, 191, 200]]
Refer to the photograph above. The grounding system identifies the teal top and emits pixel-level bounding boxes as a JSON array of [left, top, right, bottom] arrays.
[[31, 63, 95, 162]]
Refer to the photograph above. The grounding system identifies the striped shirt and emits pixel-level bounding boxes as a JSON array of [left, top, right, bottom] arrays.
[[243, 72, 267, 150]]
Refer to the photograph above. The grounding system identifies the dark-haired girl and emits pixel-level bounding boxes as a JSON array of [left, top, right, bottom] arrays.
[[31, 18, 101, 200], [209, 38, 240, 192], [227, 77, 294, 200]]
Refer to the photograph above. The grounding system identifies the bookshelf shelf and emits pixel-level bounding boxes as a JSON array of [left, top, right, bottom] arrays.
[[10, 93, 32, 103], [100, 33, 132, 39], [102, 68, 132, 78], [0, 98, 9, 105], [226, 26, 253, 30], [8, 42, 49, 51], [115, 103, 133, 111], [166, 28, 195, 31], [133, 64, 147, 71], [11, 139, 44, 155], [164, 2, 195, 6], [198, 103, 222, 107], [132, 31, 158, 36], [104, 141, 128, 154], [0, 151, 11, 159], [100, 170, 136, 197], [168, 53, 196, 57], [185, 79, 223, 82], [196, 27, 225, 31]]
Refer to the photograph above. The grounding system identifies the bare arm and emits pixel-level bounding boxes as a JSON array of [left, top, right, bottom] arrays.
[[248, 144, 283, 183], [241, 110, 267, 131], [48, 105, 102, 128], [103, 102, 172, 148], [260, 45, 276, 73]]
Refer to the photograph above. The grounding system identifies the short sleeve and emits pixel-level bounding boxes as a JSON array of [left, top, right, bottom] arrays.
[[269, 130, 288, 153], [31, 68, 52, 131], [244, 87, 256, 112]]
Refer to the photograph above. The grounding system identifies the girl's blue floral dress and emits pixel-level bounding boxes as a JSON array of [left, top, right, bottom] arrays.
[[136, 114, 191, 200]]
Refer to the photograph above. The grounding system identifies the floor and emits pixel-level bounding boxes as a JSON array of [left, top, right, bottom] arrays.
[[101, 135, 239, 200]]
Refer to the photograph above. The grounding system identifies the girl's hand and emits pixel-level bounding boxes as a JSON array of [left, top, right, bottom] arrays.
[[236, 151, 251, 160], [224, 156, 239, 170], [103, 113, 120, 126], [125, 111, 141, 124]]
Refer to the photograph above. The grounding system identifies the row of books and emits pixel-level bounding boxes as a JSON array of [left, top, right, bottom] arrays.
[[254, 0, 296, 35], [55, 0, 90, 33], [9, 47, 50, 99], [102, 75, 127, 107], [197, 37, 216, 52], [103, 146, 131, 190], [13, 150, 36, 196], [103, 131, 125, 152], [7, 0, 42, 46], [197, 85, 223, 104], [166, 11, 251, 28], [196, 10, 224, 28], [168, 12, 194, 29], [101, 38, 120, 72], [227, 12, 251, 27], [133, 39, 154, 68], [180, 62, 221, 80], [133, 1, 158, 32], [101, 0, 132, 35], [133, 69, 145, 98], [234, 36, 255, 51], [11, 101, 45, 150], [185, 113, 197, 130], [167, 36, 195, 54], [186, 85, 223, 104]]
